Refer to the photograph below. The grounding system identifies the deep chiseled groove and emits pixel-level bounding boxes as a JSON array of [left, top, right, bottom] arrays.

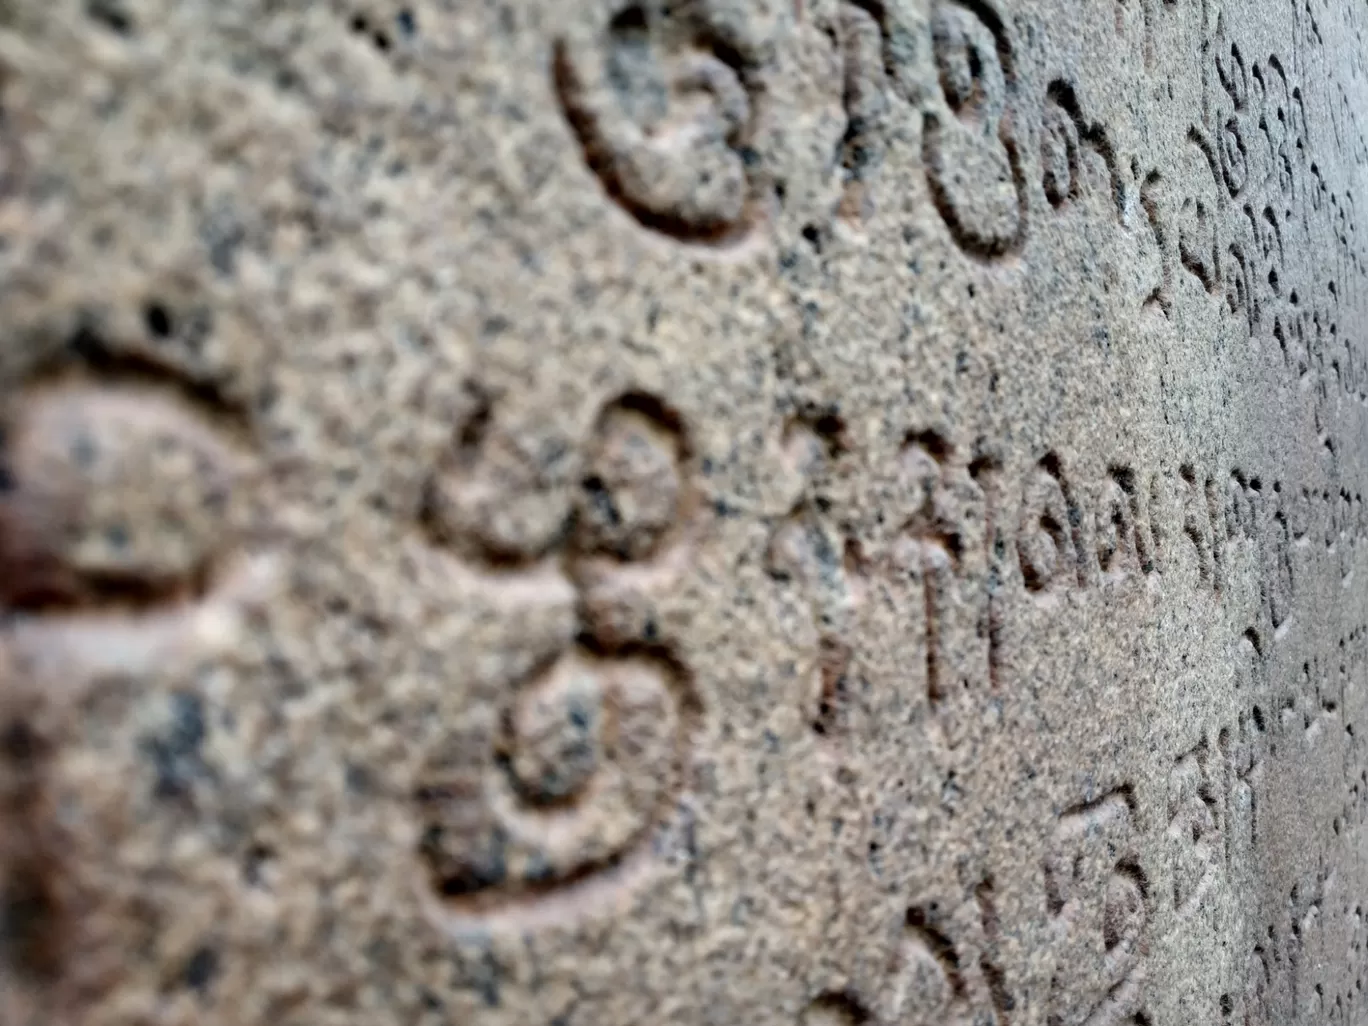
[[550, 26, 764, 249], [922, 111, 1028, 260], [0, 331, 258, 616], [922, 0, 1028, 260], [1041, 452, 1088, 590], [1045, 79, 1126, 221], [1140, 170, 1173, 315], [57, 326, 253, 440], [423, 647, 703, 927], [905, 905, 967, 997], [976, 878, 1013, 1024]]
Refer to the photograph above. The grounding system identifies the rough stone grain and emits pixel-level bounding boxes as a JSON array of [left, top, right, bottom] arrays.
[[0, 0, 1366, 1023]]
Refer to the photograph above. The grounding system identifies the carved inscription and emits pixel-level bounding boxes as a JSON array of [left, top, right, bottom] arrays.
[[890, 891, 1008, 1026], [1095, 467, 1154, 581], [1176, 464, 1220, 592], [1165, 740, 1221, 915], [1222, 859, 1349, 1024], [1070, 1, 1368, 412], [553, 0, 766, 245], [834, 1, 891, 225], [1216, 702, 1266, 884], [8, 0, 1368, 1017], [1044, 791, 1149, 1026], [2, 383, 247, 600], [894, 436, 993, 745], [0, 359, 271, 699], [0, 341, 277, 1010], [1017, 454, 1085, 596], [923, 0, 1027, 258], [1039, 81, 1124, 221], [414, 391, 701, 927], [1040, 93, 1079, 210], [766, 416, 868, 749], [1001, 453, 1326, 631], [776, 423, 1352, 767]]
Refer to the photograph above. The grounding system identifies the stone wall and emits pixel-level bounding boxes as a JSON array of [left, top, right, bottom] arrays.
[[0, 0, 1366, 1023]]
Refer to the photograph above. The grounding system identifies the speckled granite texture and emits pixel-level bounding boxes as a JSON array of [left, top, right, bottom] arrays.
[[1, 0, 1367, 1023]]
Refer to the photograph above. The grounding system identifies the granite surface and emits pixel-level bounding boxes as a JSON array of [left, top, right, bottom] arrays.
[[1, 0, 1367, 1022]]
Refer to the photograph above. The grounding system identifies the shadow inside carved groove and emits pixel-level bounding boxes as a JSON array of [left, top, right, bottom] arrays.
[[811, 634, 853, 740], [904, 907, 966, 996], [799, 991, 872, 1025], [1096, 466, 1146, 579], [552, 1, 765, 247], [1040, 92, 1081, 209], [0, 858, 63, 983], [1167, 740, 1220, 915], [893, 433, 997, 744], [1220, 116, 1249, 197], [766, 413, 873, 752], [0, 711, 64, 989], [1178, 194, 1220, 293], [975, 879, 1012, 1023]]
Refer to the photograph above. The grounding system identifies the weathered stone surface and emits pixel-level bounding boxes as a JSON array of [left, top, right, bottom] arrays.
[[0, 0, 1366, 1023]]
